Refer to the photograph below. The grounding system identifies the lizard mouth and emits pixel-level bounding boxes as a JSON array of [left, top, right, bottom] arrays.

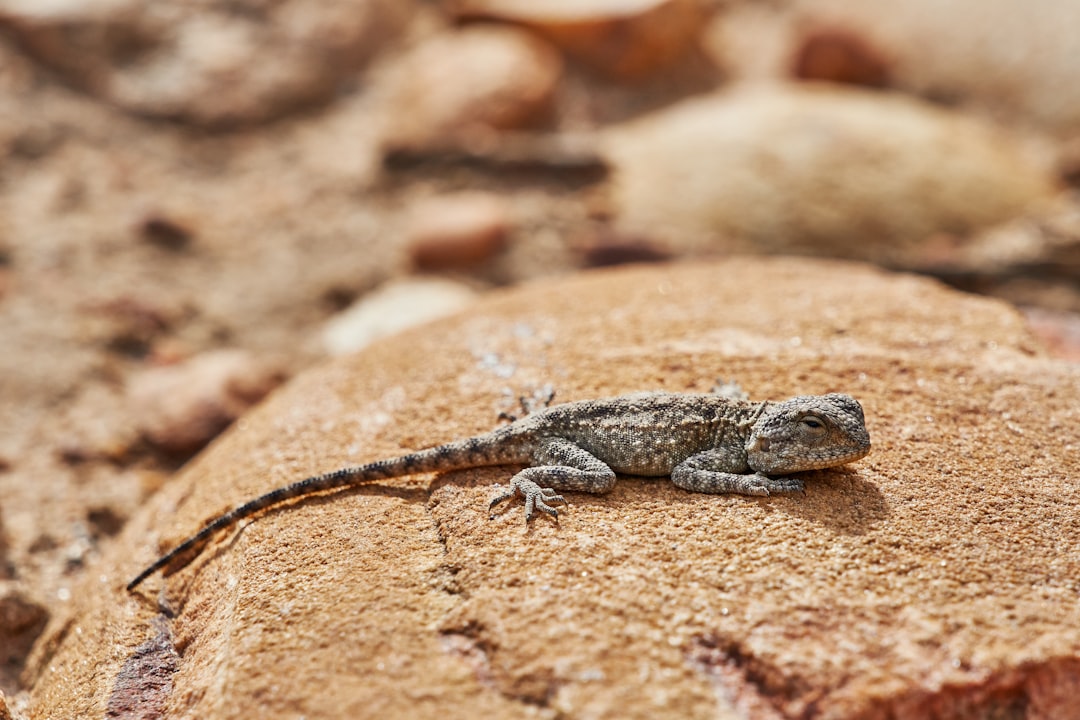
[[791, 444, 871, 471], [807, 443, 872, 470], [750, 441, 871, 474]]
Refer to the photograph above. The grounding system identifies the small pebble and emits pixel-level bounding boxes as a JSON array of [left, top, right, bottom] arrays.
[[322, 278, 478, 356], [792, 28, 892, 88], [137, 212, 194, 250], [406, 193, 511, 270]]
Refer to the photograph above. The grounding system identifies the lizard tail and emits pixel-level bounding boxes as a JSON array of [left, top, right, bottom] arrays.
[[127, 432, 524, 592]]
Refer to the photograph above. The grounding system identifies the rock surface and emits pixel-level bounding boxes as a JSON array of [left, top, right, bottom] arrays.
[[604, 85, 1058, 263], [24, 259, 1080, 718]]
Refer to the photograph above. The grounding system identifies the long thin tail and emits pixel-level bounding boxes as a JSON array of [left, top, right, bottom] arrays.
[[127, 433, 523, 591]]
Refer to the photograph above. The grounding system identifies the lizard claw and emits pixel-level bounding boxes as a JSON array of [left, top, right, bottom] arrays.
[[488, 476, 566, 521], [524, 486, 566, 521], [767, 476, 805, 494], [738, 472, 807, 496], [746, 475, 805, 495]]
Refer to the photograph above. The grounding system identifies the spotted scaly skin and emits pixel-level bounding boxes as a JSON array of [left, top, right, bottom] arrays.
[[128, 391, 871, 591]]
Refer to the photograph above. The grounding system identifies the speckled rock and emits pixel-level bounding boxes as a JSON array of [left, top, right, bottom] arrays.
[[0, 0, 410, 126], [24, 259, 1080, 718], [604, 85, 1058, 264]]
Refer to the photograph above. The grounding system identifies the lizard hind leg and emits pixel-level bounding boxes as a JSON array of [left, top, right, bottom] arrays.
[[488, 438, 617, 521]]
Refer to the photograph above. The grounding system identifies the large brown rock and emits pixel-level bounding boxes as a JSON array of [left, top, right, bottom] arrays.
[[24, 259, 1080, 718]]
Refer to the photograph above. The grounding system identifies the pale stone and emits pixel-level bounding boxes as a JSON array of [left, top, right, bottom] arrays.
[[321, 278, 479, 356], [378, 25, 562, 149], [604, 85, 1057, 264]]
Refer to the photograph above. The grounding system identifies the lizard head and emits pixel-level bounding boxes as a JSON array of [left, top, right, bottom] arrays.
[[745, 393, 871, 474]]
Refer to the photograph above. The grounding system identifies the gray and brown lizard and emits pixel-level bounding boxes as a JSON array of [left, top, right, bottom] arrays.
[[127, 391, 871, 591]]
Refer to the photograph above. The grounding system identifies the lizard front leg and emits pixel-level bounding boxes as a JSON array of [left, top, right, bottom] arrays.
[[671, 449, 804, 496], [489, 438, 616, 520]]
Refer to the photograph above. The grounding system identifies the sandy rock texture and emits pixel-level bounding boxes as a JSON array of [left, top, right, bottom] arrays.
[[24, 259, 1080, 719]]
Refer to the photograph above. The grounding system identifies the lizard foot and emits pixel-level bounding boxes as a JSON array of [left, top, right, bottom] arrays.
[[489, 475, 567, 521], [745, 474, 805, 496]]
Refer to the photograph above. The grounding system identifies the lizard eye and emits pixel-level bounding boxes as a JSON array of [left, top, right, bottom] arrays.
[[800, 415, 826, 433]]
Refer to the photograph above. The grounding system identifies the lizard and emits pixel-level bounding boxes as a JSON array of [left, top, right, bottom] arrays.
[[127, 390, 871, 591]]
